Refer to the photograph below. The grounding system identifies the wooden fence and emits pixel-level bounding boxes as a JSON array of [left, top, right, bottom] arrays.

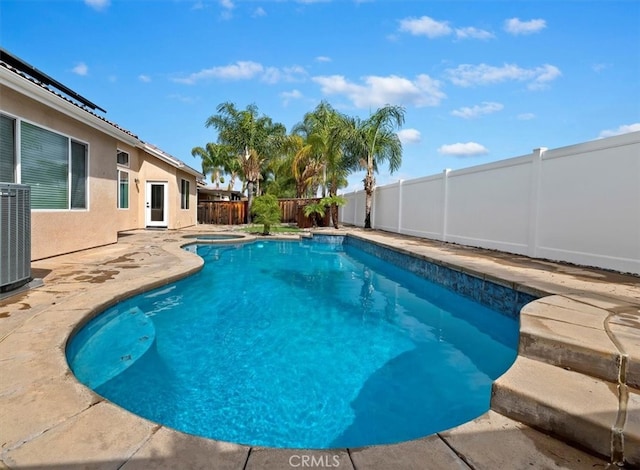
[[197, 198, 332, 227], [197, 201, 247, 225]]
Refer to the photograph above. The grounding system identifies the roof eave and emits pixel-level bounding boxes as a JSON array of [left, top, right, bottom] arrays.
[[1, 65, 203, 179], [0, 66, 140, 146], [140, 143, 203, 178]]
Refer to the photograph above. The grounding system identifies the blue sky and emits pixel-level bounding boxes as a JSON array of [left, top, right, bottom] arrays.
[[2, 0, 639, 192]]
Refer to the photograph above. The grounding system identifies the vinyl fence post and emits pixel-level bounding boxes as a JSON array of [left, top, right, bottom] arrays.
[[528, 147, 546, 257], [397, 179, 404, 234], [442, 169, 451, 242]]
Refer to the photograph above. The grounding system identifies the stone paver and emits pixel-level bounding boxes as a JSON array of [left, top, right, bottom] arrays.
[[3, 401, 157, 469], [0, 226, 638, 469], [439, 410, 609, 469], [245, 448, 354, 470], [120, 426, 250, 470], [349, 435, 470, 470]]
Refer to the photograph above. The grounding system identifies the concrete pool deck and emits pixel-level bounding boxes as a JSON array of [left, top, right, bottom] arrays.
[[0, 227, 638, 469]]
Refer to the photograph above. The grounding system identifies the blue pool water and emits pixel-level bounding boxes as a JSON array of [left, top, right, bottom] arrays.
[[183, 234, 245, 240], [67, 237, 519, 449]]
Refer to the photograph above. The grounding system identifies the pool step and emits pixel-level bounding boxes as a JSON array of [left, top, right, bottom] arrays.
[[518, 295, 625, 383], [498, 294, 640, 466], [491, 355, 640, 467]]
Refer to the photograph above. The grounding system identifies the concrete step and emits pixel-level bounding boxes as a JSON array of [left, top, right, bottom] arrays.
[[519, 295, 623, 383], [491, 355, 640, 466]]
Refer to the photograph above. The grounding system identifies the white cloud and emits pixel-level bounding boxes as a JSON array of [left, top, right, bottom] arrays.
[[84, 0, 109, 11], [517, 113, 536, 120], [312, 73, 446, 108], [399, 16, 493, 41], [252, 7, 266, 17], [72, 62, 88, 76], [138, 74, 151, 83], [438, 142, 488, 157], [219, 0, 234, 20], [451, 101, 503, 119], [173, 62, 306, 85], [598, 123, 640, 138], [280, 89, 303, 106], [173, 61, 264, 84], [447, 63, 561, 90], [504, 18, 547, 35], [455, 27, 494, 40], [529, 64, 562, 90], [262, 65, 307, 84], [399, 16, 452, 38], [397, 129, 421, 144], [315, 56, 332, 63]]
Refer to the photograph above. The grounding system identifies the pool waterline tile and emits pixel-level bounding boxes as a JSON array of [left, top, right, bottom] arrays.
[[339, 234, 538, 318]]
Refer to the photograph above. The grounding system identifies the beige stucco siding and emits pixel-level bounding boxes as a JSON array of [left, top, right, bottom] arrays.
[[2, 86, 123, 259], [138, 155, 197, 229], [1, 83, 199, 260]]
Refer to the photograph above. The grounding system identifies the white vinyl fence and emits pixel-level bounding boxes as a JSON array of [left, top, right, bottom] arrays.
[[339, 131, 640, 274]]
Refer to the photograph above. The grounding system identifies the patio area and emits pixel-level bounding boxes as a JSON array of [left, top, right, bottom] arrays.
[[0, 227, 638, 469]]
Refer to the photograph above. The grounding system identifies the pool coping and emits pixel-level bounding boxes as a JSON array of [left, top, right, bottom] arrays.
[[1, 226, 638, 469]]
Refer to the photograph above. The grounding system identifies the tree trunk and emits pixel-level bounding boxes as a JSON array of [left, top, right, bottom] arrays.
[[328, 186, 339, 229], [246, 180, 254, 224], [363, 167, 375, 229]]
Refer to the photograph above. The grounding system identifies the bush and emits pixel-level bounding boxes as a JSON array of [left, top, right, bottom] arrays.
[[251, 194, 281, 235]]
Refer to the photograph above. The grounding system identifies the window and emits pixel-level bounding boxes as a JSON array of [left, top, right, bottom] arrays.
[[180, 179, 190, 209], [10, 119, 88, 210], [71, 141, 87, 209], [118, 170, 129, 209], [117, 150, 129, 167], [0, 115, 16, 183]]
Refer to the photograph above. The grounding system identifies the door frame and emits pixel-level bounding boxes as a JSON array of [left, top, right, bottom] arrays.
[[145, 181, 169, 228]]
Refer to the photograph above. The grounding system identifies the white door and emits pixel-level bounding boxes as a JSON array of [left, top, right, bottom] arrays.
[[145, 182, 168, 227]]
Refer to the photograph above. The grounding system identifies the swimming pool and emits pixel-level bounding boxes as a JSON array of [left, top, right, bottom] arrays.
[[67, 235, 522, 449]]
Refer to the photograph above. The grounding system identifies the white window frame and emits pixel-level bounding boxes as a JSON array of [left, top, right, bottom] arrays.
[[117, 168, 129, 210], [1, 111, 90, 211], [117, 149, 130, 168], [180, 178, 190, 210]]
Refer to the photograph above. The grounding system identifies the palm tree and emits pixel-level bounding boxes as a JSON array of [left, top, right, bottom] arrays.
[[191, 142, 233, 188], [293, 101, 350, 227], [205, 102, 286, 222], [284, 134, 323, 198], [303, 201, 326, 227], [344, 105, 405, 229]]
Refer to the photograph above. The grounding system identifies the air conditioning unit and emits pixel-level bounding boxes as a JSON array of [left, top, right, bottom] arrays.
[[0, 183, 31, 292]]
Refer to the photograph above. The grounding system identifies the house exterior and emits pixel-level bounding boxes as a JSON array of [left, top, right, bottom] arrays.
[[0, 50, 202, 260], [197, 183, 243, 202]]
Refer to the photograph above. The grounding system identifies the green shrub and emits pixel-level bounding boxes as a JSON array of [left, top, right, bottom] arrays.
[[251, 194, 281, 235]]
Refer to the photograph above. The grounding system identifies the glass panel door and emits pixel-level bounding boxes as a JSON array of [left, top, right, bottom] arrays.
[[151, 184, 164, 221], [146, 182, 168, 227]]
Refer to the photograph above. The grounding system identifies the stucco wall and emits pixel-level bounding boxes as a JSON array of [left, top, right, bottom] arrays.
[[2, 87, 122, 259], [138, 156, 197, 230], [340, 132, 640, 274], [1, 85, 198, 260]]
